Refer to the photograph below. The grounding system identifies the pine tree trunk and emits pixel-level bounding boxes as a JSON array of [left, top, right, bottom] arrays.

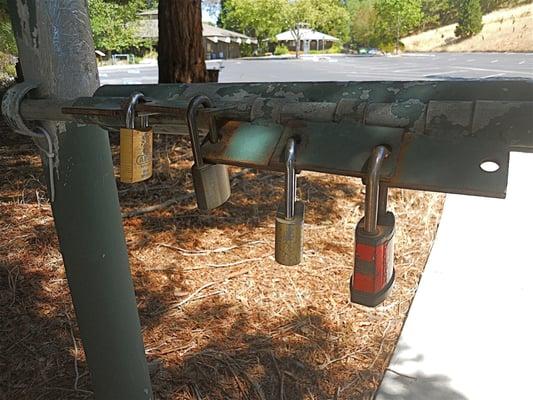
[[158, 0, 207, 83]]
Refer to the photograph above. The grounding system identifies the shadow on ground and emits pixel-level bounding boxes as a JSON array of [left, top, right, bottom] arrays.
[[1, 134, 371, 399], [376, 343, 468, 400]]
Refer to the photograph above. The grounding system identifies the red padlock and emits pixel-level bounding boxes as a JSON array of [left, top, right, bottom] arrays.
[[350, 146, 395, 307]]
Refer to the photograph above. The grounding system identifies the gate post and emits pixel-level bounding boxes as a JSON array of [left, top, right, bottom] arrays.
[[6, 1, 153, 398]]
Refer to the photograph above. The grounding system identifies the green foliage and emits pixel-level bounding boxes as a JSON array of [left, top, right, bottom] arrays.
[[88, 0, 149, 52], [421, 0, 457, 28], [345, 0, 527, 51], [221, 0, 289, 48], [0, 19, 16, 54], [220, 0, 350, 49], [0, 0, 15, 55], [327, 41, 343, 53], [290, 0, 350, 43], [375, 0, 423, 47], [0, 0, 16, 77], [347, 0, 380, 48], [454, 0, 483, 38], [274, 44, 289, 55]]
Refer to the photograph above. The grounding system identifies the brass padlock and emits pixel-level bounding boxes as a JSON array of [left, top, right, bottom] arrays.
[[275, 138, 304, 266], [120, 92, 153, 183], [186, 95, 231, 211]]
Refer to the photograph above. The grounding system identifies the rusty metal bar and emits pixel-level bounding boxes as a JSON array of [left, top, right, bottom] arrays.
[[8, 80, 533, 199]]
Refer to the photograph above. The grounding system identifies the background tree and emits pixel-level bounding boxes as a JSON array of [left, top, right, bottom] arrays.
[[454, 0, 483, 38], [286, 0, 349, 57], [0, 0, 16, 77], [88, 0, 148, 53], [158, 0, 207, 83], [375, 0, 422, 52], [420, 0, 457, 29], [221, 0, 349, 54], [220, 0, 288, 52], [347, 0, 380, 48]]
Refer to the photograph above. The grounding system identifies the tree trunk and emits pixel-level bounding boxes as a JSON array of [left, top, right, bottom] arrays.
[[158, 0, 207, 83]]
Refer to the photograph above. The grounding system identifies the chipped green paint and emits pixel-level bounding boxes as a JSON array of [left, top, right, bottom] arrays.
[[90, 81, 533, 144], [13, 80, 533, 198]]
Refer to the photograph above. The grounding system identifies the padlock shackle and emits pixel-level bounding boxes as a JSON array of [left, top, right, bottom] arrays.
[[285, 138, 297, 219], [364, 145, 390, 234], [187, 95, 216, 168], [378, 184, 389, 222], [125, 92, 147, 129]]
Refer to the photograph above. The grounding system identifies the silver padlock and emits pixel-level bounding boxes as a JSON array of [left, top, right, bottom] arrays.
[[186, 95, 231, 211], [275, 138, 305, 266]]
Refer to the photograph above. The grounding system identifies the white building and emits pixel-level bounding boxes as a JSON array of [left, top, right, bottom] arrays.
[[275, 27, 339, 53]]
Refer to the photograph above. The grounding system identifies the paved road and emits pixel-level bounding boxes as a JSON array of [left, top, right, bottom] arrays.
[[99, 52, 533, 85]]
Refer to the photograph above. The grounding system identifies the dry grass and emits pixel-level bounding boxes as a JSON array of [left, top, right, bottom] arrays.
[[0, 119, 444, 399], [403, 3, 533, 52]]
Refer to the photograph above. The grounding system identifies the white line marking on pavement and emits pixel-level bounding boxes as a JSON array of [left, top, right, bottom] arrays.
[[518, 60, 525, 64], [481, 73, 506, 78], [423, 70, 463, 77], [453, 66, 533, 76], [490, 59, 499, 63], [127, 69, 141, 74]]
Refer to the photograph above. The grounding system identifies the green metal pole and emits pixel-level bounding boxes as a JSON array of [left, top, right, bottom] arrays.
[[7, 1, 153, 398]]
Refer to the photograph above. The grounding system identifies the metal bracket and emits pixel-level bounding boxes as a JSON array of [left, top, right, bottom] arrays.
[[1, 81, 57, 201], [1, 81, 40, 137]]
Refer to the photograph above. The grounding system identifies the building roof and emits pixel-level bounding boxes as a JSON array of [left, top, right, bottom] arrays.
[[137, 10, 257, 44], [276, 28, 339, 42]]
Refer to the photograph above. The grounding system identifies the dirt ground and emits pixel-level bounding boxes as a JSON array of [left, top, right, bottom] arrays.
[[0, 87, 444, 399], [403, 3, 533, 52]]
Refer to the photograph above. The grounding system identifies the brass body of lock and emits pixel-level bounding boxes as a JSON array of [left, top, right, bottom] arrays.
[[120, 92, 153, 183], [275, 138, 304, 266], [186, 95, 231, 211], [350, 146, 396, 307], [275, 200, 305, 266]]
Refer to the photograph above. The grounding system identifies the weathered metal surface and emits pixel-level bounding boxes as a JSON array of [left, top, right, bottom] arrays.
[[269, 121, 402, 176], [394, 133, 509, 198], [6, 1, 153, 399], [203, 120, 402, 177], [16, 81, 533, 149], [9, 80, 532, 198], [89, 81, 533, 150], [202, 119, 509, 198], [202, 120, 285, 169]]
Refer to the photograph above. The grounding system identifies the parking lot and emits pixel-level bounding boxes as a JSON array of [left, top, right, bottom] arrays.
[[99, 52, 533, 84]]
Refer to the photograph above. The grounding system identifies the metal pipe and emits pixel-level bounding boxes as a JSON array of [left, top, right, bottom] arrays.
[[364, 146, 390, 234], [6, 1, 153, 398], [285, 138, 296, 219]]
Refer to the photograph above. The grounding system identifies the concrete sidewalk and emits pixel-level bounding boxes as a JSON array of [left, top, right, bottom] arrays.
[[376, 152, 533, 400]]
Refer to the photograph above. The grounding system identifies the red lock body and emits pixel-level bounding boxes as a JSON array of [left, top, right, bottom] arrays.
[[350, 211, 395, 307]]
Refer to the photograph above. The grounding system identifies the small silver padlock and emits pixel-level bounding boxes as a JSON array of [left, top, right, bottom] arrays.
[[275, 138, 305, 266], [186, 95, 231, 211]]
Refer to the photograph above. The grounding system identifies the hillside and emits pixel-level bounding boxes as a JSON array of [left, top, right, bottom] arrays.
[[403, 3, 533, 52]]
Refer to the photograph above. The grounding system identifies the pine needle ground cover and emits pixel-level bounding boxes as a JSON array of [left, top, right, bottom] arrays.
[[0, 125, 444, 399]]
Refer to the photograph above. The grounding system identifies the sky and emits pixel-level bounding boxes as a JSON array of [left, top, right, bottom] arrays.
[[202, 3, 219, 24]]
